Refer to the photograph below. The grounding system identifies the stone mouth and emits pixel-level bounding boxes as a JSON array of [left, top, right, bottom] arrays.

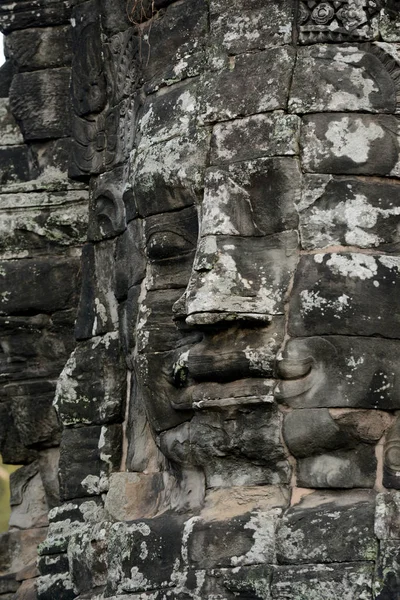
[[170, 378, 275, 411]]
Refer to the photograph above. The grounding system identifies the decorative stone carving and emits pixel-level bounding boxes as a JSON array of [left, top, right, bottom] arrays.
[[297, 0, 383, 43]]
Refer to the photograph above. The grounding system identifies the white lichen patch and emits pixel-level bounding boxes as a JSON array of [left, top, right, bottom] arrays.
[[325, 254, 378, 280], [325, 117, 385, 163]]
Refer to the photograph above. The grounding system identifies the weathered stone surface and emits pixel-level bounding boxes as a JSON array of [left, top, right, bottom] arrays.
[[331, 409, 393, 443], [14, 578, 38, 600], [0, 0, 73, 33], [10, 69, 71, 140], [290, 44, 398, 114], [375, 540, 400, 600], [104, 472, 165, 521], [276, 490, 377, 564], [144, 206, 197, 290], [0, 59, 16, 98], [59, 425, 121, 500], [0, 190, 88, 258], [384, 414, 400, 489], [160, 405, 291, 488], [276, 336, 400, 410], [140, 0, 207, 93], [380, 8, 400, 41], [38, 448, 60, 510], [0, 257, 80, 315], [298, 174, 400, 251], [210, 113, 300, 166], [132, 130, 210, 217], [115, 220, 146, 300], [0, 145, 35, 185], [0, 573, 19, 594], [297, 445, 377, 489], [6, 26, 72, 71], [87, 168, 127, 241], [8, 528, 47, 575], [9, 469, 48, 529], [0, 98, 24, 145], [201, 47, 295, 122], [106, 515, 185, 595], [185, 231, 298, 321], [288, 253, 400, 338], [188, 510, 280, 569], [283, 408, 354, 458], [376, 492, 400, 540], [210, 0, 293, 54], [271, 562, 374, 600], [301, 113, 400, 176], [67, 522, 109, 595], [201, 158, 300, 237], [297, 0, 380, 44], [0, 403, 37, 465], [55, 333, 126, 427]]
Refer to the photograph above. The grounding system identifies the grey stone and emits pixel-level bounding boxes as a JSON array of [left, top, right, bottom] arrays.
[[301, 113, 400, 176], [6, 26, 72, 71], [290, 44, 398, 114], [380, 8, 400, 41], [185, 231, 299, 321], [9, 469, 48, 529], [0, 145, 35, 185], [271, 562, 374, 600], [375, 540, 400, 600], [298, 174, 400, 251], [0, 0, 73, 33], [276, 336, 400, 410], [276, 490, 377, 564], [54, 333, 126, 427], [0, 257, 81, 315], [201, 47, 296, 122], [375, 491, 400, 540], [88, 168, 127, 241], [115, 220, 146, 300], [0, 98, 23, 145], [288, 253, 400, 338], [384, 414, 400, 489], [297, 445, 377, 489], [282, 408, 354, 458], [10, 69, 71, 140], [210, 113, 300, 165], [201, 158, 300, 237], [210, 0, 293, 54], [140, 0, 208, 93]]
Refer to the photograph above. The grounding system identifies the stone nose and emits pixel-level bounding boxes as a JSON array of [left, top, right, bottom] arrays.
[[177, 231, 299, 326]]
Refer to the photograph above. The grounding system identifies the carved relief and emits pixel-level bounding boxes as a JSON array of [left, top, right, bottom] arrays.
[[297, 0, 383, 43]]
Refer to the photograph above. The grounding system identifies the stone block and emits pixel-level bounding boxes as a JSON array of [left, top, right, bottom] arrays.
[[290, 44, 398, 114], [15, 578, 38, 600], [0, 257, 81, 315], [210, 113, 300, 165], [140, 0, 208, 93], [8, 528, 48, 575], [201, 47, 296, 122], [9, 464, 48, 529], [0, 145, 34, 185], [31, 138, 72, 175], [105, 472, 165, 521], [0, 59, 16, 98], [0, 404, 36, 465], [276, 490, 377, 564], [0, 574, 19, 595], [384, 414, 400, 489], [133, 130, 209, 217], [54, 333, 126, 427], [271, 562, 374, 600], [0, 1, 73, 33], [288, 253, 400, 338], [36, 571, 76, 600], [301, 113, 400, 176], [375, 540, 400, 599], [6, 26, 72, 71], [375, 492, 400, 540], [67, 522, 109, 594], [38, 448, 60, 509], [0, 189, 88, 258], [0, 98, 23, 145], [297, 445, 377, 489], [185, 231, 299, 321], [106, 515, 185, 595], [298, 174, 400, 251], [201, 158, 300, 237], [188, 510, 280, 569], [10, 385, 61, 448], [210, 0, 293, 54], [59, 424, 122, 500], [276, 336, 400, 410], [10, 69, 71, 140]]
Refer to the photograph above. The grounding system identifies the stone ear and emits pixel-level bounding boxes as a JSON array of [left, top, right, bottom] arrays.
[[88, 184, 126, 241]]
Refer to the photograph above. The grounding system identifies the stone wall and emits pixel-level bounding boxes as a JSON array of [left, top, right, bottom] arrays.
[[1, 1, 400, 599], [0, 1, 89, 598]]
